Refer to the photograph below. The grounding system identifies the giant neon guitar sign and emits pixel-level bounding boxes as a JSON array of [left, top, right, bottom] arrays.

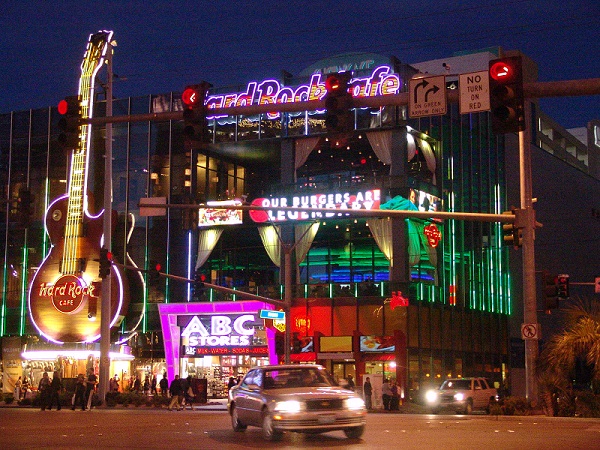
[[28, 31, 129, 343]]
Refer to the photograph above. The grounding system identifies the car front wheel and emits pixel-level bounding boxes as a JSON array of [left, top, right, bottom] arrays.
[[261, 410, 283, 441], [344, 426, 365, 439], [463, 399, 473, 415], [230, 405, 247, 432]]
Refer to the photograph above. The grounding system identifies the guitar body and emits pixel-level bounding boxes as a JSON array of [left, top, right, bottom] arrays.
[[28, 194, 129, 343]]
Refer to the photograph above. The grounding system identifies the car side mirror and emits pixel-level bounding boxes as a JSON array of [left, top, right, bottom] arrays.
[[247, 383, 260, 390]]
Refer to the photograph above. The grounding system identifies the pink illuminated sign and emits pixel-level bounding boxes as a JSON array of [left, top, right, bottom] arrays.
[[205, 66, 401, 119]]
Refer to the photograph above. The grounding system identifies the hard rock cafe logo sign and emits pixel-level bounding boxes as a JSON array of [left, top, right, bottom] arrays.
[[423, 223, 442, 248], [37, 275, 98, 314]]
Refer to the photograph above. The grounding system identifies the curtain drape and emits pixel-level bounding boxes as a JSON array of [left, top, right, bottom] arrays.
[[195, 228, 224, 270], [258, 225, 282, 267], [366, 130, 393, 166], [295, 136, 321, 169], [368, 218, 393, 262]]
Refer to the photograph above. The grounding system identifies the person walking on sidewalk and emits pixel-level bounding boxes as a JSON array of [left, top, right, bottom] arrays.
[[37, 372, 51, 411], [363, 376, 373, 410], [85, 368, 97, 410], [48, 371, 63, 410], [168, 375, 183, 411], [72, 374, 87, 410]]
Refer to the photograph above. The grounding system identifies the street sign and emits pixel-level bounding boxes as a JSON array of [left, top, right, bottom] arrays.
[[595, 277, 600, 294], [408, 75, 447, 118], [521, 323, 540, 340], [259, 309, 285, 320], [459, 71, 490, 114]]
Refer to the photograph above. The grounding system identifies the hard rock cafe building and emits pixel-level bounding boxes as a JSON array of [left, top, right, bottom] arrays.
[[4, 44, 596, 400]]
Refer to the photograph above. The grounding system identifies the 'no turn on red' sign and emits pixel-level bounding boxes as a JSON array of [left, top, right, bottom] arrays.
[[459, 71, 490, 114]]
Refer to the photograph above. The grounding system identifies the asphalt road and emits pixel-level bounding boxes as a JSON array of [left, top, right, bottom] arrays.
[[0, 406, 599, 449]]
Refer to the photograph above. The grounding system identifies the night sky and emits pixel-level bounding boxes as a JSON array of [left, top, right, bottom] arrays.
[[2, 0, 598, 128]]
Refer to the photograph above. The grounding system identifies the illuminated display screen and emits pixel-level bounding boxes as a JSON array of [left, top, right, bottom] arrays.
[[198, 200, 243, 227], [409, 188, 442, 214], [360, 335, 395, 352], [319, 336, 353, 352]]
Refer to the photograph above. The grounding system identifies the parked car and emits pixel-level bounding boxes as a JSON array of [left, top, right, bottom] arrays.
[[425, 377, 498, 414], [228, 364, 367, 441]]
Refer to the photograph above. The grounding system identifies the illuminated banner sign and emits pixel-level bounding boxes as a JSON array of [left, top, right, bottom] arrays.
[[249, 189, 381, 223], [360, 335, 396, 352], [198, 200, 243, 227], [180, 313, 268, 355], [206, 66, 401, 119]]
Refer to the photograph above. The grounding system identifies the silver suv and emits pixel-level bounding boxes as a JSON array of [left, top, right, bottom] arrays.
[[425, 377, 498, 414]]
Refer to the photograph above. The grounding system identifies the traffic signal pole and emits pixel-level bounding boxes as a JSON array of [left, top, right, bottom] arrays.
[[99, 41, 113, 405]]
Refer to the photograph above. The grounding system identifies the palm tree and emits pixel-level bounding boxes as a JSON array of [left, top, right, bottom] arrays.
[[537, 297, 600, 415]]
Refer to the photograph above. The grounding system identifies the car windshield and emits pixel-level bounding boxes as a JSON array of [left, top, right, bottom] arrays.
[[263, 367, 334, 389], [440, 380, 471, 390]]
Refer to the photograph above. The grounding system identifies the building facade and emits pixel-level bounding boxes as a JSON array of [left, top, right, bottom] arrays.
[[1, 47, 599, 399]]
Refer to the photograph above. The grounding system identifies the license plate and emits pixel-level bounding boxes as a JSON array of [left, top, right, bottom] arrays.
[[318, 414, 336, 424]]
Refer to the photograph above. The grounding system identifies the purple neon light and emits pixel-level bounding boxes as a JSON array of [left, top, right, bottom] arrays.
[[158, 301, 277, 382]]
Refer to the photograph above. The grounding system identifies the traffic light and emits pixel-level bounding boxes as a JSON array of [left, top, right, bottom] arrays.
[[324, 72, 354, 133], [148, 262, 161, 285], [17, 189, 33, 227], [502, 210, 522, 248], [192, 271, 206, 299], [488, 56, 525, 134], [182, 82, 211, 147], [57, 95, 81, 149], [99, 248, 112, 279], [543, 271, 559, 310], [556, 274, 570, 299]]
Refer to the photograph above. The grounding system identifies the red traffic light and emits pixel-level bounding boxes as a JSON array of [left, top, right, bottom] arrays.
[[489, 61, 516, 81], [155, 263, 162, 272], [58, 99, 69, 115], [106, 251, 113, 261], [325, 73, 350, 93], [182, 88, 200, 107]]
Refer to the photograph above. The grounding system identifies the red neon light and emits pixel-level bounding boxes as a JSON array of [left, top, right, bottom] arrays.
[[423, 223, 442, 248]]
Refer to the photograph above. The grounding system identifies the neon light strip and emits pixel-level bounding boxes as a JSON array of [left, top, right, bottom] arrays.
[[158, 301, 277, 382], [21, 350, 134, 361]]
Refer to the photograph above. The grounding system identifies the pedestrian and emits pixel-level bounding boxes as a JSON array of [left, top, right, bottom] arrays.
[[48, 371, 63, 410], [363, 376, 373, 410], [14, 376, 22, 400], [228, 377, 236, 391], [71, 374, 87, 410], [151, 375, 157, 395], [85, 368, 97, 410], [382, 378, 392, 411], [168, 375, 183, 411], [133, 375, 141, 393], [346, 375, 355, 391], [183, 375, 194, 410], [159, 374, 168, 396], [37, 372, 51, 410], [22, 377, 30, 399], [143, 377, 150, 395], [109, 374, 120, 393], [390, 380, 400, 410]]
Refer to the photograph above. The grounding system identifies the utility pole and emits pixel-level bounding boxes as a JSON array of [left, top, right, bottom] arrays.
[[98, 40, 113, 404]]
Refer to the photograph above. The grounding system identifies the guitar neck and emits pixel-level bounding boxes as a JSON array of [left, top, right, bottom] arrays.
[[62, 31, 112, 275]]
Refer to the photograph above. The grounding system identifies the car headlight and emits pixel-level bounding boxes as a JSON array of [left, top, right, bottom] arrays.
[[274, 400, 303, 413], [425, 390, 438, 404], [345, 397, 365, 410], [454, 393, 464, 401]]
